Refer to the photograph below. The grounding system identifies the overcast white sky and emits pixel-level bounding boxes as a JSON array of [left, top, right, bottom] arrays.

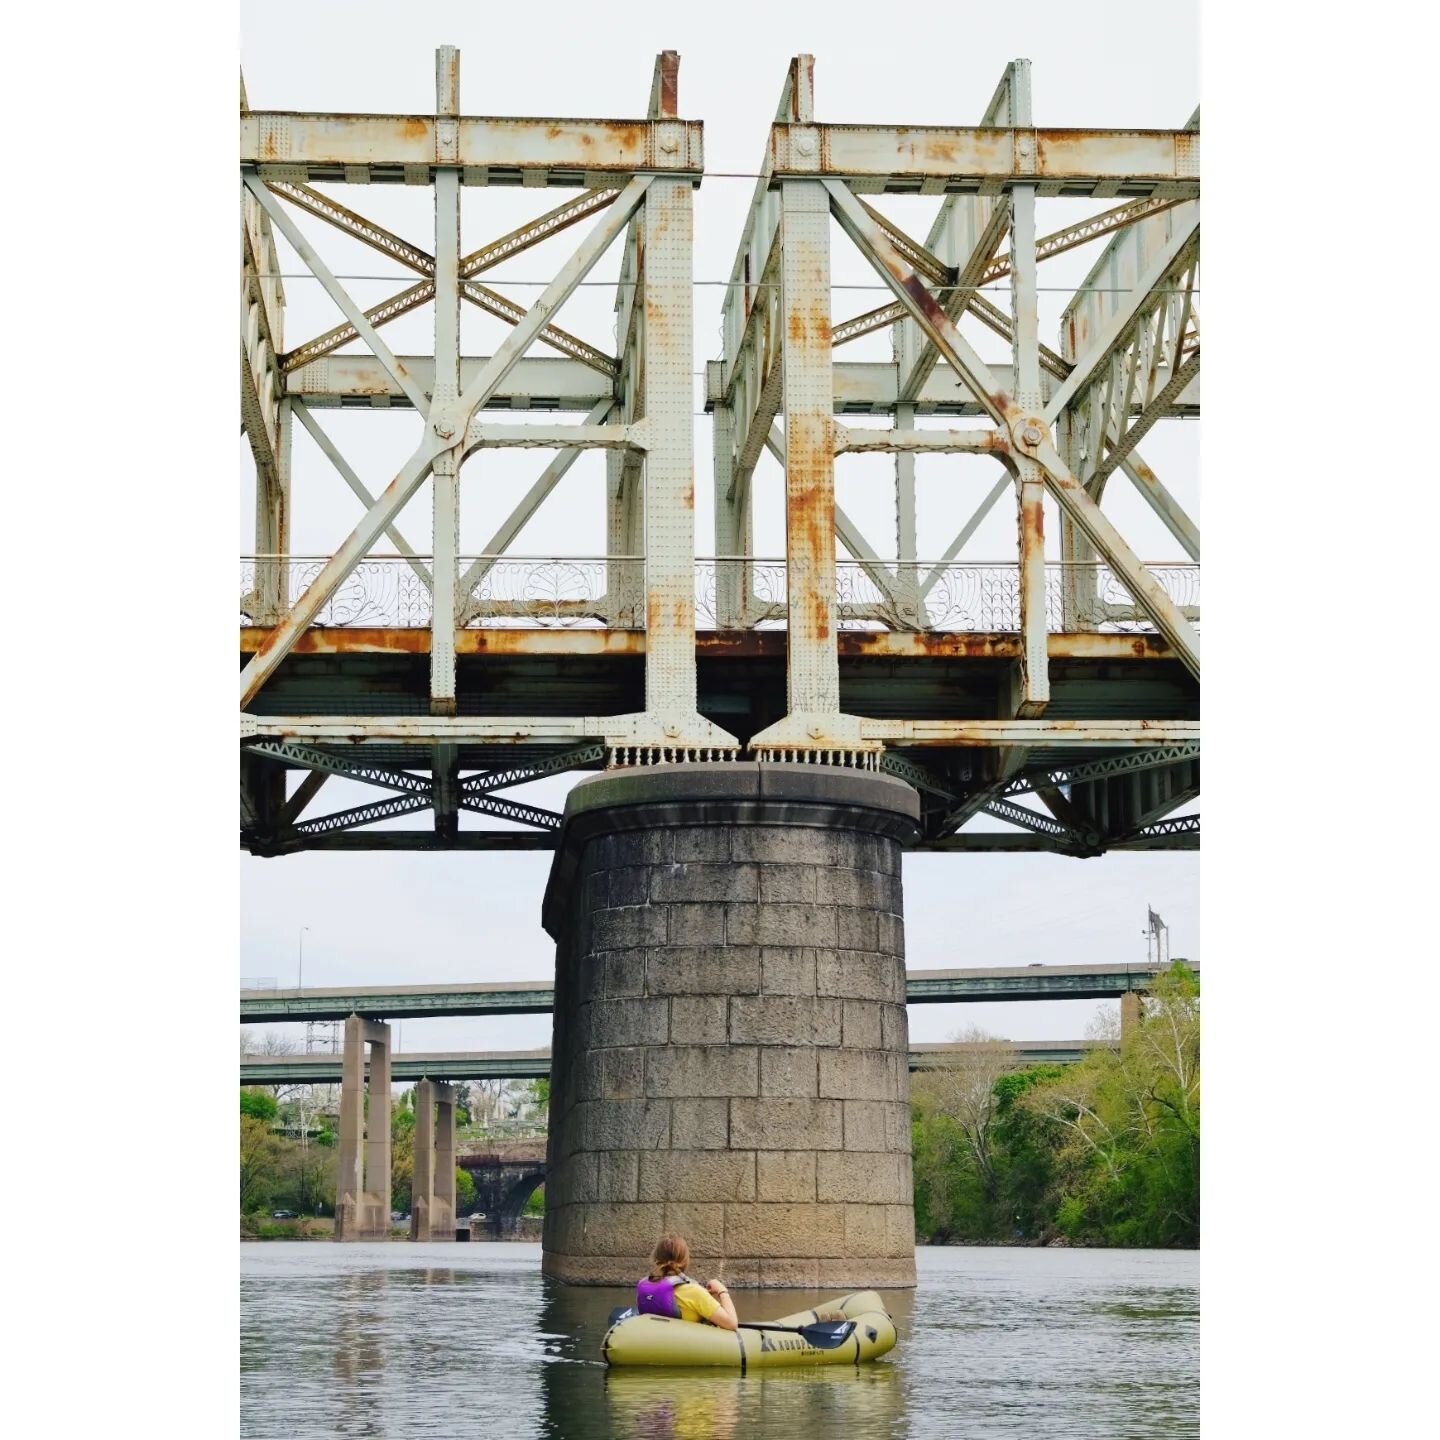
[[239, 0, 1199, 1053]]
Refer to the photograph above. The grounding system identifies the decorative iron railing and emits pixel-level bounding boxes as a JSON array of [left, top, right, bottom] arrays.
[[242, 558, 1198, 634]]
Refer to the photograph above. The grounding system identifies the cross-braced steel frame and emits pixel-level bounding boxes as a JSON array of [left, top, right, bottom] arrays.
[[240, 50, 1199, 856]]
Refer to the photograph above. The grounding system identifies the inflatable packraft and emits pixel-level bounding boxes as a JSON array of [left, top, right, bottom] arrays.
[[601, 1289, 897, 1369]]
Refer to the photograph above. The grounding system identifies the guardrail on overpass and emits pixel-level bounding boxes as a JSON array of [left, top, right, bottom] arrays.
[[240, 1040, 1102, 1085], [239, 962, 1195, 1022]]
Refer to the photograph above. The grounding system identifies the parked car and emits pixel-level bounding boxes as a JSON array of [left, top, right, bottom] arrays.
[[271, 1209, 298, 1220]]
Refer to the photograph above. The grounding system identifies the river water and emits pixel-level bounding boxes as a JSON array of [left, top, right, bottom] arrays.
[[241, 1243, 1197, 1438]]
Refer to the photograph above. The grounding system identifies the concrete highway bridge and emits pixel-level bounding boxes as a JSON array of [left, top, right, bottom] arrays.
[[239, 961, 1195, 1023], [240, 1037, 1102, 1085]]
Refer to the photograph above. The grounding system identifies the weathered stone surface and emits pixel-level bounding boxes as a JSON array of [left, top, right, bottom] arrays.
[[550, 1151, 597, 1205], [607, 865, 651, 907], [593, 905, 667, 949], [818, 1048, 898, 1101], [759, 1258, 820, 1288], [652, 862, 758, 903], [816, 867, 901, 910], [670, 995, 728, 1045], [667, 904, 727, 946], [758, 865, 818, 903], [647, 946, 759, 996], [815, 1255, 916, 1288], [729, 1097, 843, 1150], [723, 1202, 846, 1258], [760, 947, 817, 996], [836, 907, 879, 950], [880, 1002, 909, 1051], [725, 902, 839, 947], [842, 999, 884, 1050], [729, 994, 843, 1047], [885, 1203, 916, 1254], [843, 1203, 890, 1257], [638, 1149, 757, 1203], [580, 1202, 666, 1256], [604, 950, 646, 998], [878, 912, 905, 956], [661, 1201, 726, 1256], [818, 1150, 911, 1204], [673, 827, 731, 862], [645, 1045, 758, 1099], [595, 1150, 639, 1202], [670, 1097, 731, 1149], [842, 1099, 889, 1153], [757, 1150, 818, 1202], [584, 1099, 671, 1151], [816, 950, 892, 1002], [759, 1046, 818, 1098], [588, 997, 669, 1049], [602, 1048, 645, 1099]]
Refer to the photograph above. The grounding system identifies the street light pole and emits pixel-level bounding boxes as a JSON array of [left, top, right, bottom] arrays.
[[298, 925, 310, 992]]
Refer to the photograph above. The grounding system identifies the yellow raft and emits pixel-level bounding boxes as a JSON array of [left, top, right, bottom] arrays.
[[601, 1290, 897, 1369]]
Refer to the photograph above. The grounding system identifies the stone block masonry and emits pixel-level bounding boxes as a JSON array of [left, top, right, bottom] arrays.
[[540, 763, 920, 1288]]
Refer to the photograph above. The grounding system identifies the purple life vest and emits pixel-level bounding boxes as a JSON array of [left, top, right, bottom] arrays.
[[635, 1273, 690, 1318]]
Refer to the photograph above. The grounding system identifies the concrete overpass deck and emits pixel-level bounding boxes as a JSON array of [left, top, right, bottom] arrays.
[[240, 1039, 1100, 1085], [239, 961, 1195, 1022]]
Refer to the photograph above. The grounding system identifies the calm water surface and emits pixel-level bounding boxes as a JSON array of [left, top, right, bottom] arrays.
[[241, 1243, 1196, 1438]]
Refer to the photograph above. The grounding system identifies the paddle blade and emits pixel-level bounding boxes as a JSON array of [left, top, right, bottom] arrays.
[[606, 1306, 636, 1327], [797, 1320, 856, 1350]]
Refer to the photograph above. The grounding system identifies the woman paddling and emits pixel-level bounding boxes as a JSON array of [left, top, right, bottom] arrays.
[[634, 1234, 738, 1331]]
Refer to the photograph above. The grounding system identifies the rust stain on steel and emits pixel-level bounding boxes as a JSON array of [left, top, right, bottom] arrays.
[[401, 118, 427, 141], [239, 629, 1177, 661]]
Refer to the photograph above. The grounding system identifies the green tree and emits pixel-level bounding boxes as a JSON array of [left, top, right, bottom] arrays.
[[455, 1167, 476, 1213], [524, 1184, 545, 1217], [240, 1116, 286, 1213], [241, 1089, 278, 1122]]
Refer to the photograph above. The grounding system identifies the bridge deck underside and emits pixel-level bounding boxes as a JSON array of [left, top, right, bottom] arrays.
[[242, 637, 1195, 777]]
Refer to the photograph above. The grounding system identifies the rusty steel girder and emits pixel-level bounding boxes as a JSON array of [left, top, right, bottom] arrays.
[[241, 48, 1199, 857]]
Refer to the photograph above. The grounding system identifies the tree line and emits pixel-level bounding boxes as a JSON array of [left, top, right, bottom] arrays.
[[910, 964, 1199, 1247]]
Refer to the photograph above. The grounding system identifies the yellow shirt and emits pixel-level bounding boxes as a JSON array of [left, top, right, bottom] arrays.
[[671, 1280, 722, 1324]]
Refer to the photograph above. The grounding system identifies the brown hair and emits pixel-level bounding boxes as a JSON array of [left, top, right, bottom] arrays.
[[648, 1233, 690, 1281]]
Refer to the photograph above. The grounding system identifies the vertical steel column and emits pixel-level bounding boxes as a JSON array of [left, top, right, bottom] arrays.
[[410, 1077, 436, 1240], [711, 403, 745, 628], [253, 398, 291, 625], [639, 175, 700, 719], [336, 1012, 365, 1239], [1007, 61, 1049, 716], [779, 178, 838, 717], [430, 45, 462, 717], [894, 401, 919, 623]]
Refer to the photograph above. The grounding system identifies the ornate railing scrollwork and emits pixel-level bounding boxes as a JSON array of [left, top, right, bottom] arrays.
[[242, 558, 1198, 635]]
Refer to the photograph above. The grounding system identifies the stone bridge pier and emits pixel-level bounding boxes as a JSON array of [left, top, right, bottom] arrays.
[[540, 764, 920, 1288], [458, 1140, 547, 1238]]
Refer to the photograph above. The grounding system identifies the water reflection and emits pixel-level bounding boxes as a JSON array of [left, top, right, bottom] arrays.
[[602, 1366, 903, 1440]]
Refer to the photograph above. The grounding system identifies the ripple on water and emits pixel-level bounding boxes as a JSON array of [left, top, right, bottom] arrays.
[[241, 1242, 1197, 1439]]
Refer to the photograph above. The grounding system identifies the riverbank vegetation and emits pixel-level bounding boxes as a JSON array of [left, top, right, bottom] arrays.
[[911, 964, 1199, 1247]]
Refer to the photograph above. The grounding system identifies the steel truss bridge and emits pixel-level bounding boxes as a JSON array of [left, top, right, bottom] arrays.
[[241, 50, 1199, 858]]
